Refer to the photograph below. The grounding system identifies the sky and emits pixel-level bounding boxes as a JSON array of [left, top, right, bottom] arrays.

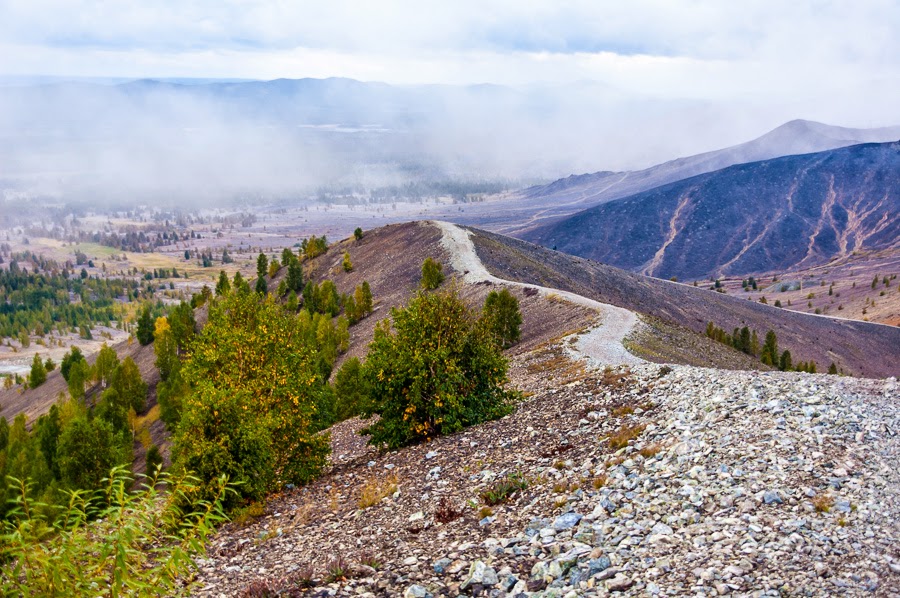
[[0, 0, 898, 124]]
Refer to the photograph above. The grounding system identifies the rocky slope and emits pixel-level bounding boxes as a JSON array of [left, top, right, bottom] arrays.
[[193, 356, 899, 597], [190, 221, 899, 597], [521, 142, 900, 281]]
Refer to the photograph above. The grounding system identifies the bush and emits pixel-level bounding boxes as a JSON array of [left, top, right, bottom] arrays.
[[56, 417, 124, 490], [146, 444, 163, 475], [333, 357, 369, 421], [60, 346, 85, 382], [342, 252, 353, 272], [360, 287, 515, 449], [482, 288, 522, 348], [173, 292, 332, 505], [420, 257, 444, 290], [354, 227, 363, 241], [0, 467, 230, 596]]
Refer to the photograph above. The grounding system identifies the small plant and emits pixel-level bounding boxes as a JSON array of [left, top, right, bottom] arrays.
[[611, 404, 635, 417], [600, 367, 631, 390], [837, 516, 848, 527], [240, 579, 279, 597], [435, 496, 463, 523], [232, 500, 267, 526], [481, 471, 529, 505], [638, 443, 663, 459], [657, 365, 673, 377], [358, 473, 398, 509], [607, 423, 646, 450], [325, 555, 351, 583], [478, 506, 494, 518], [358, 553, 382, 570], [812, 493, 834, 513], [552, 459, 567, 470], [592, 474, 608, 489], [554, 497, 568, 509]]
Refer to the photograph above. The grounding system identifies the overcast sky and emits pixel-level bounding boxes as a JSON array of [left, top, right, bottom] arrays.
[[0, 1, 897, 117]]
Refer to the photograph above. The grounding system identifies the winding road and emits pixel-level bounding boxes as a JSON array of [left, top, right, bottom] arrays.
[[434, 221, 643, 367]]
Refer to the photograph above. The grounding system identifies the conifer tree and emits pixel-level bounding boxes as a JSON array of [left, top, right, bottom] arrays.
[[29, 353, 46, 388], [215, 270, 231, 296]]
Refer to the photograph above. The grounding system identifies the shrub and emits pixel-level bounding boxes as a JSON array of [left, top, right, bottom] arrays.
[[482, 288, 522, 348], [607, 423, 646, 450], [333, 357, 369, 422], [0, 467, 229, 596], [173, 292, 332, 506], [360, 287, 515, 449], [354, 227, 363, 241], [420, 257, 444, 289], [146, 444, 163, 476], [435, 496, 463, 523], [358, 474, 398, 509], [480, 471, 529, 505], [342, 252, 353, 272]]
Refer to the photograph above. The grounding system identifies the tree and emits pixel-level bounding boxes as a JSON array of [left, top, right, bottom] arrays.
[[215, 270, 231, 296], [168, 301, 196, 352], [67, 359, 91, 400], [354, 227, 363, 241], [256, 252, 268, 280], [779, 350, 792, 372], [173, 292, 333, 505], [342, 252, 353, 272], [233, 271, 250, 294], [319, 280, 340, 316], [286, 259, 303, 292], [56, 417, 121, 490], [154, 317, 179, 381], [268, 259, 280, 279], [28, 353, 47, 388], [482, 288, 522, 348], [281, 247, 295, 266], [255, 275, 268, 295], [332, 357, 369, 421], [136, 305, 154, 345], [828, 362, 839, 375], [360, 287, 515, 449], [421, 258, 444, 289], [760, 330, 779, 367], [93, 343, 119, 388], [750, 330, 760, 356], [112, 357, 147, 412]]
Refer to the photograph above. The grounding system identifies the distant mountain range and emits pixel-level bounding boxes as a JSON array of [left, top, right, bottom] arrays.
[[503, 120, 900, 233], [520, 141, 900, 280]]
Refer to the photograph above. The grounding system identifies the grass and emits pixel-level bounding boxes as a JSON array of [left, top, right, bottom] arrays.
[[592, 474, 608, 489], [812, 493, 834, 513], [480, 471, 529, 505], [231, 501, 266, 527], [638, 443, 663, 459], [358, 473, 398, 509], [324, 555, 351, 583], [607, 423, 646, 450]]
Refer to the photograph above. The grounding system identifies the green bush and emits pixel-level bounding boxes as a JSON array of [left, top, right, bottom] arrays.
[[173, 292, 333, 505], [28, 353, 46, 389], [482, 288, 522, 348], [360, 287, 515, 449], [0, 467, 230, 596], [420, 257, 445, 290]]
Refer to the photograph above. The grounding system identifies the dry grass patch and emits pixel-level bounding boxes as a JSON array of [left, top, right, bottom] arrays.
[[358, 473, 398, 509], [638, 443, 663, 459], [812, 493, 834, 513], [607, 423, 646, 450]]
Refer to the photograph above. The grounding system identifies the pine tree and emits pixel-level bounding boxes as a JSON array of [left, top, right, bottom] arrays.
[[828, 362, 838, 375], [342, 252, 353, 272], [136, 305, 154, 345], [779, 350, 792, 372], [421, 258, 444, 289], [286, 259, 304, 292], [29, 353, 47, 388], [215, 270, 231, 296], [354, 227, 363, 241], [761, 330, 778, 366]]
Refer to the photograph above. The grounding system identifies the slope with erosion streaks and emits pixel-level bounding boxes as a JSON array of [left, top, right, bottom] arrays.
[[523, 142, 900, 280]]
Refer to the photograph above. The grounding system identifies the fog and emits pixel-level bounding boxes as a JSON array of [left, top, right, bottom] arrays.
[[0, 77, 897, 208]]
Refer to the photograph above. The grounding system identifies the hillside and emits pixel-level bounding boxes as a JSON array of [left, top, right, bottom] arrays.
[[520, 142, 900, 281], [489, 120, 900, 236], [190, 222, 900, 597]]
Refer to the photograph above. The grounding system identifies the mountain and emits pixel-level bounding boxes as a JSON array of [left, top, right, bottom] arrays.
[[520, 142, 900, 280], [501, 120, 900, 235]]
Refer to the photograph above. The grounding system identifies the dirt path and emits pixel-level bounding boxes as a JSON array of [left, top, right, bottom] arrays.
[[434, 220, 643, 366]]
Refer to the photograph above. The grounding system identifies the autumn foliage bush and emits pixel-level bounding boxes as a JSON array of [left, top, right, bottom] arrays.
[[173, 291, 333, 506], [359, 286, 515, 449]]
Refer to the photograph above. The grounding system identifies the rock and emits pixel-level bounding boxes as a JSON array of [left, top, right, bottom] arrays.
[[433, 558, 452, 574], [402, 556, 418, 566], [588, 556, 612, 576], [606, 574, 633, 592], [650, 522, 674, 535], [460, 560, 498, 590], [425, 451, 438, 460], [552, 512, 583, 531], [403, 585, 428, 598], [763, 490, 783, 505], [408, 511, 424, 522]]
